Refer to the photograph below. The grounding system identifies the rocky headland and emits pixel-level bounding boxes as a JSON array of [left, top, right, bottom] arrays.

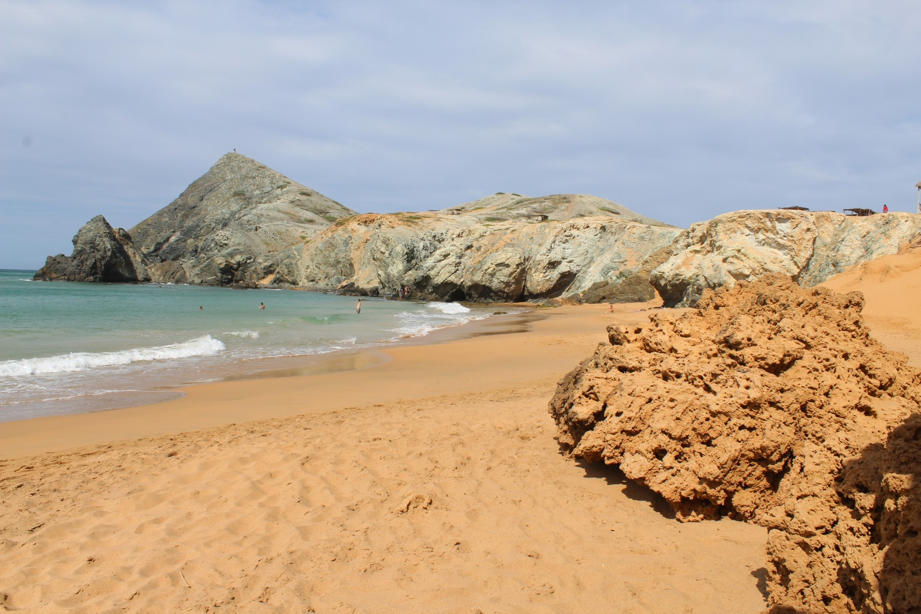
[[35, 154, 921, 307], [35, 153, 355, 286], [34, 215, 150, 283], [35, 153, 921, 306], [550, 275, 921, 612]]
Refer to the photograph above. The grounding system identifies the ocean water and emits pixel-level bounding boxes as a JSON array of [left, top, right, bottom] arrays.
[[0, 270, 492, 422]]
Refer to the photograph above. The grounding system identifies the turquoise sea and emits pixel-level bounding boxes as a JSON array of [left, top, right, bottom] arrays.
[[0, 270, 493, 422]]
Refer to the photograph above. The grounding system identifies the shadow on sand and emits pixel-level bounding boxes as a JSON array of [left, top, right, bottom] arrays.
[[575, 458, 676, 520]]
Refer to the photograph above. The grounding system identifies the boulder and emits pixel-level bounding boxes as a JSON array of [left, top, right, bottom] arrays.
[[651, 210, 921, 307], [34, 215, 149, 282], [549, 275, 921, 612]]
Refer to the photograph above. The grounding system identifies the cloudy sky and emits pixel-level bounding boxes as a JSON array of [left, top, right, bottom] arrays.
[[2, 0, 920, 269]]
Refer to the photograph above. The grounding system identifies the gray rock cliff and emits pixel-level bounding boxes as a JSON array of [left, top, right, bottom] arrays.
[[129, 152, 355, 285], [277, 195, 681, 302], [34, 215, 150, 282], [651, 210, 921, 307]]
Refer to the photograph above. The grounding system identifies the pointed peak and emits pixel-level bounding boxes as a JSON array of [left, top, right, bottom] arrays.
[[212, 151, 272, 171]]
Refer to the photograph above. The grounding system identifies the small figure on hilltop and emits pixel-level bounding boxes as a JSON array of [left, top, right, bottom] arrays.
[[883, 204, 889, 213]]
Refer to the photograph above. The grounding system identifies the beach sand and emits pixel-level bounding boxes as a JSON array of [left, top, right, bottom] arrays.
[[820, 237, 921, 366], [0, 301, 772, 613], [5, 242, 920, 614]]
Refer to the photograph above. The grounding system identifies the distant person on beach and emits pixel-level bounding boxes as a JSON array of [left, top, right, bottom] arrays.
[[260, 302, 265, 310], [356, 299, 361, 314], [607, 304, 614, 313], [883, 204, 889, 213], [404, 285, 410, 298]]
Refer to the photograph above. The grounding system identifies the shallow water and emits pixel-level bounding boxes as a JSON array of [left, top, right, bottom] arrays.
[[0, 270, 494, 421]]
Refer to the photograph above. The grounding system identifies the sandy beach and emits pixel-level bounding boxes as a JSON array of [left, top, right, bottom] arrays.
[[0, 300, 774, 613], [3, 244, 920, 613]]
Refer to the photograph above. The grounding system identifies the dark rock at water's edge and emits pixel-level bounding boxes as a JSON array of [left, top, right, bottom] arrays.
[[34, 215, 149, 283]]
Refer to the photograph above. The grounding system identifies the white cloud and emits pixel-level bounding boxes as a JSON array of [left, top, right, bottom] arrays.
[[2, 0, 921, 268]]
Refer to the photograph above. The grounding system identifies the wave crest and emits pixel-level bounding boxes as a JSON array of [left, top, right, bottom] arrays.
[[0, 336, 226, 377], [427, 302, 470, 315], [224, 330, 260, 339]]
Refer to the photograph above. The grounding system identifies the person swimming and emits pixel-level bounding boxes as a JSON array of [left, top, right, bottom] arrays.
[[260, 302, 265, 310]]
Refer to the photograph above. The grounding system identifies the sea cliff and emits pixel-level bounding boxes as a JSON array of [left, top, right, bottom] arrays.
[[35, 154, 921, 304]]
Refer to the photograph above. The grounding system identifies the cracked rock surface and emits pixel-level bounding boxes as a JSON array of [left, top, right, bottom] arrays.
[[550, 274, 921, 612]]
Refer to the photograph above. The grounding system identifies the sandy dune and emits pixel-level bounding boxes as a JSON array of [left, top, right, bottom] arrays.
[[821, 236, 921, 366], [0, 303, 769, 613]]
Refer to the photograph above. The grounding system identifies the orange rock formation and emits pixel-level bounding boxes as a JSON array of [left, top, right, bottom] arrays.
[[550, 275, 921, 612]]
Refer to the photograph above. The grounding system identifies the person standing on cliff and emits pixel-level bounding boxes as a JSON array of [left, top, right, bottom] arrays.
[[883, 204, 889, 213], [356, 299, 361, 314]]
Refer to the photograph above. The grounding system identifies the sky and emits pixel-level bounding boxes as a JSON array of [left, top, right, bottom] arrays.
[[2, 0, 920, 269]]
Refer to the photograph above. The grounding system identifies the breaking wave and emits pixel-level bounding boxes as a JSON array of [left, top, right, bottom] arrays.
[[224, 330, 260, 339], [391, 302, 484, 338], [0, 336, 226, 377]]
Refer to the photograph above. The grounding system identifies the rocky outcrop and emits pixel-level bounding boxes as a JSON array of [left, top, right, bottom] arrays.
[[34, 215, 149, 282], [35, 153, 679, 300], [651, 210, 921, 307], [128, 152, 355, 286], [277, 202, 681, 302], [549, 275, 921, 612], [443, 192, 671, 226]]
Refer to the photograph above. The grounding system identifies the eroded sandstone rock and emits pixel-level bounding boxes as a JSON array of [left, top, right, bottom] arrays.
[[549, 275, 921, 612]]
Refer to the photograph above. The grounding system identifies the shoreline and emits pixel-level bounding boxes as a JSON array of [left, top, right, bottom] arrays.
[[0, 284, 524, 424], [0, 304, 598, 460]]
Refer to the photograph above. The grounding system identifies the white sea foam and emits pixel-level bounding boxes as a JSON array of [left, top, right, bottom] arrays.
[[0, 336, 226, 377], [427, 302, 471, 315], [391, 302, 486, 338], [224, 330, 260, 339]]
